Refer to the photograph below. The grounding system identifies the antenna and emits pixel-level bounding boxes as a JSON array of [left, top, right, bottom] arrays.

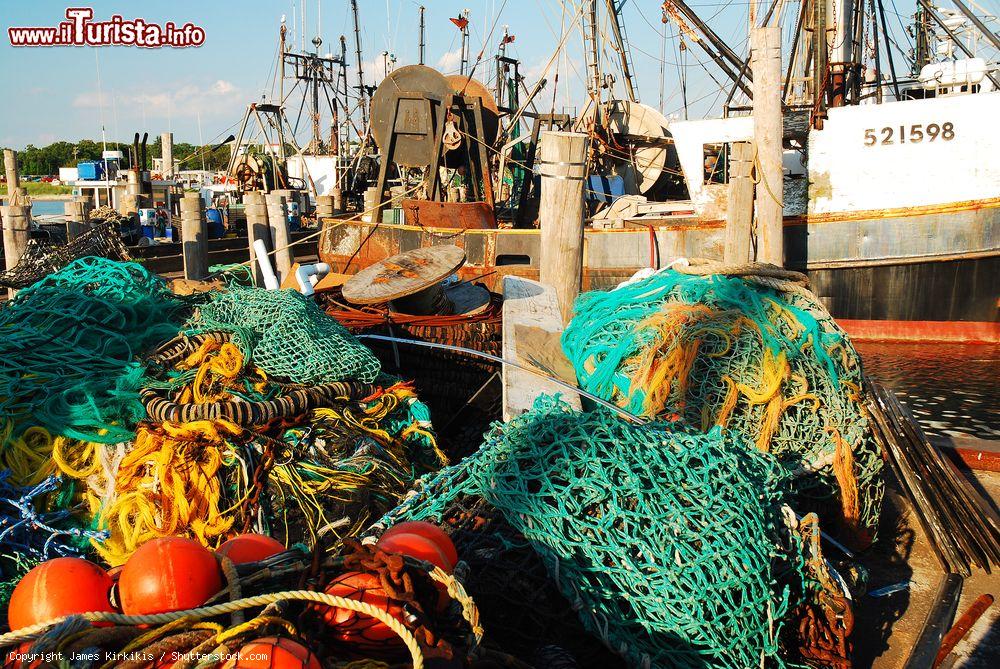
[[460, 9, 470, 75], [419, 6, 426, 65], [351, 0, 368, 127]]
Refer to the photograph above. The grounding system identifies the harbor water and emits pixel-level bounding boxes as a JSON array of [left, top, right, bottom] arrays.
[[857, 342, 999, 440]]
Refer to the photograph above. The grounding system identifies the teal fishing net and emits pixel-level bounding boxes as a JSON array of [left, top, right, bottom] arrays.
[[0, 257, 184, 443], [381, 396, 800, 668], [560, 267, 883, 541], [188, 287, 381, 385]]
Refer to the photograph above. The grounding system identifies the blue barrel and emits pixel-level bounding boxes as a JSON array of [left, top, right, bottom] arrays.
[[205, 208, 226, 238], [286, 202, 301, 231]]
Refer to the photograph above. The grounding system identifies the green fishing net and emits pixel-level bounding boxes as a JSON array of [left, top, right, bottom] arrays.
[[0, 257, 185, 443], [188, 287, 381, 385], [560, 268, 883, 541], [381, 396, 800, 668]]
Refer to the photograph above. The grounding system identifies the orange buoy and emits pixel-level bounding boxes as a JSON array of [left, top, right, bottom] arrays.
[[222, 637, 320, 669], [377, 532, 454, 573], [217, 534, 285, 564], [318, 572, 407, 652], [118, 537, 222, 615], [7, 557, 115, 630], [381, 521, 458, 568]]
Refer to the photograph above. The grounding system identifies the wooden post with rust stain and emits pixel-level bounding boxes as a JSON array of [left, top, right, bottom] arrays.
[[1, 201, 31, 297], [3, 149, 21, 204], [244, 191, 270, 286], [724, 141, 754, 263], [180, 193, 208, 280], [752, 26, 784, 266], [265, 192, 293, 284], [538, 130, 588, 324]]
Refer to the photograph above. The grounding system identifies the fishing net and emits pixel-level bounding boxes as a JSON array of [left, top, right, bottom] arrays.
[[189, 287, 381, 385], [0, 257, 185, 444], [380, 396, 800, 668], [0, 222, 131, 289], [428, 495, 627, 668], [561, 262, 883, 542]]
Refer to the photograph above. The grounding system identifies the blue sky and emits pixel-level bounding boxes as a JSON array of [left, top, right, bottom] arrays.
[[0, 0, 926, 149]]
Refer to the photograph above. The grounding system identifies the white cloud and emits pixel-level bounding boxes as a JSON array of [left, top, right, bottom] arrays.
[[436, 48, 462, 74], [72, 79, 242, 119]]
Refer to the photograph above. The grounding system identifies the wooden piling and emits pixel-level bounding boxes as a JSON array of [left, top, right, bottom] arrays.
[[315, 195, 335, 220], [265, 192, 293, 284], [161, 132, 174, 179], [751, 26, 784, 266], [64, 201, 88, 241], [538, 131, 588, 324], [3, 149, 20, 204], [180, 193, 208, 281], [244, 191, 270, 286], [1, 202, 31, 297], [724, 141, 754, 263]]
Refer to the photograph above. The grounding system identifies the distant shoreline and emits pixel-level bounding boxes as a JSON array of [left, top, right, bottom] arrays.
[[28, 194, 75, 201]]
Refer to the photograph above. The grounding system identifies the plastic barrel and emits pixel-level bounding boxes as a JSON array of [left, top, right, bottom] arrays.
[[205, 208, 226, 239]]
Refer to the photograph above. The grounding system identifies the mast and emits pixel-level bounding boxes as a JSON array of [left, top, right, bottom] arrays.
[[496, 25, 511, 103], [813, 0, 829, 115], [583, 0, 602, 97], [350, 0, 368, 128], [460, 9, 471, 76], [311, 36, 322, 152], [419, 6, 426, 65], [826, 0, 857, 107], [604, 0, 638, 102], [913, 2, 934, 73]]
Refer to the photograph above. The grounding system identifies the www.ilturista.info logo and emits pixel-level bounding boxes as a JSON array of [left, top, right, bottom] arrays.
[[8, 7, 205, 48]]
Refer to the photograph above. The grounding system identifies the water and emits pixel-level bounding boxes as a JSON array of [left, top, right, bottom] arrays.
[[856, 342, 999, 440], [30, 200, 70, 215]]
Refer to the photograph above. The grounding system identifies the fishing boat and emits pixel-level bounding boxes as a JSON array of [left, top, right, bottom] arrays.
[[315, 0, 999, 343]]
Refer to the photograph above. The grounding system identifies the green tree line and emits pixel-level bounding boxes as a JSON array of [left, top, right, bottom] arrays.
[[2, 138, 232, 177]]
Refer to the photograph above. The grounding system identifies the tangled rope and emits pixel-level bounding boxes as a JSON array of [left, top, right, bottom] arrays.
[[46, 331, 444, 565], [561, 264, 883, 541]]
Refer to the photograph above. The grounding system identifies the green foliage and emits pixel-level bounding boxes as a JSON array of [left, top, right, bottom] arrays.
[[0, 182, 73, 196], [3, 138, 230, 176]]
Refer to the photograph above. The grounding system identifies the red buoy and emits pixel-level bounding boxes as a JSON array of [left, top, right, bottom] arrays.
[[222, 637, 320, 669], [318, 571, 406, 652], [7, 558, 115, 630], [118, 537, 222, 615], [377, 532, 454, 573], [381, 521, 458, 568], [217, 534, 285, 564]]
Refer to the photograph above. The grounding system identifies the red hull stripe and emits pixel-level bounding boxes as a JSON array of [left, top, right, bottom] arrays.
[[839, 319, 1000, 343]]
